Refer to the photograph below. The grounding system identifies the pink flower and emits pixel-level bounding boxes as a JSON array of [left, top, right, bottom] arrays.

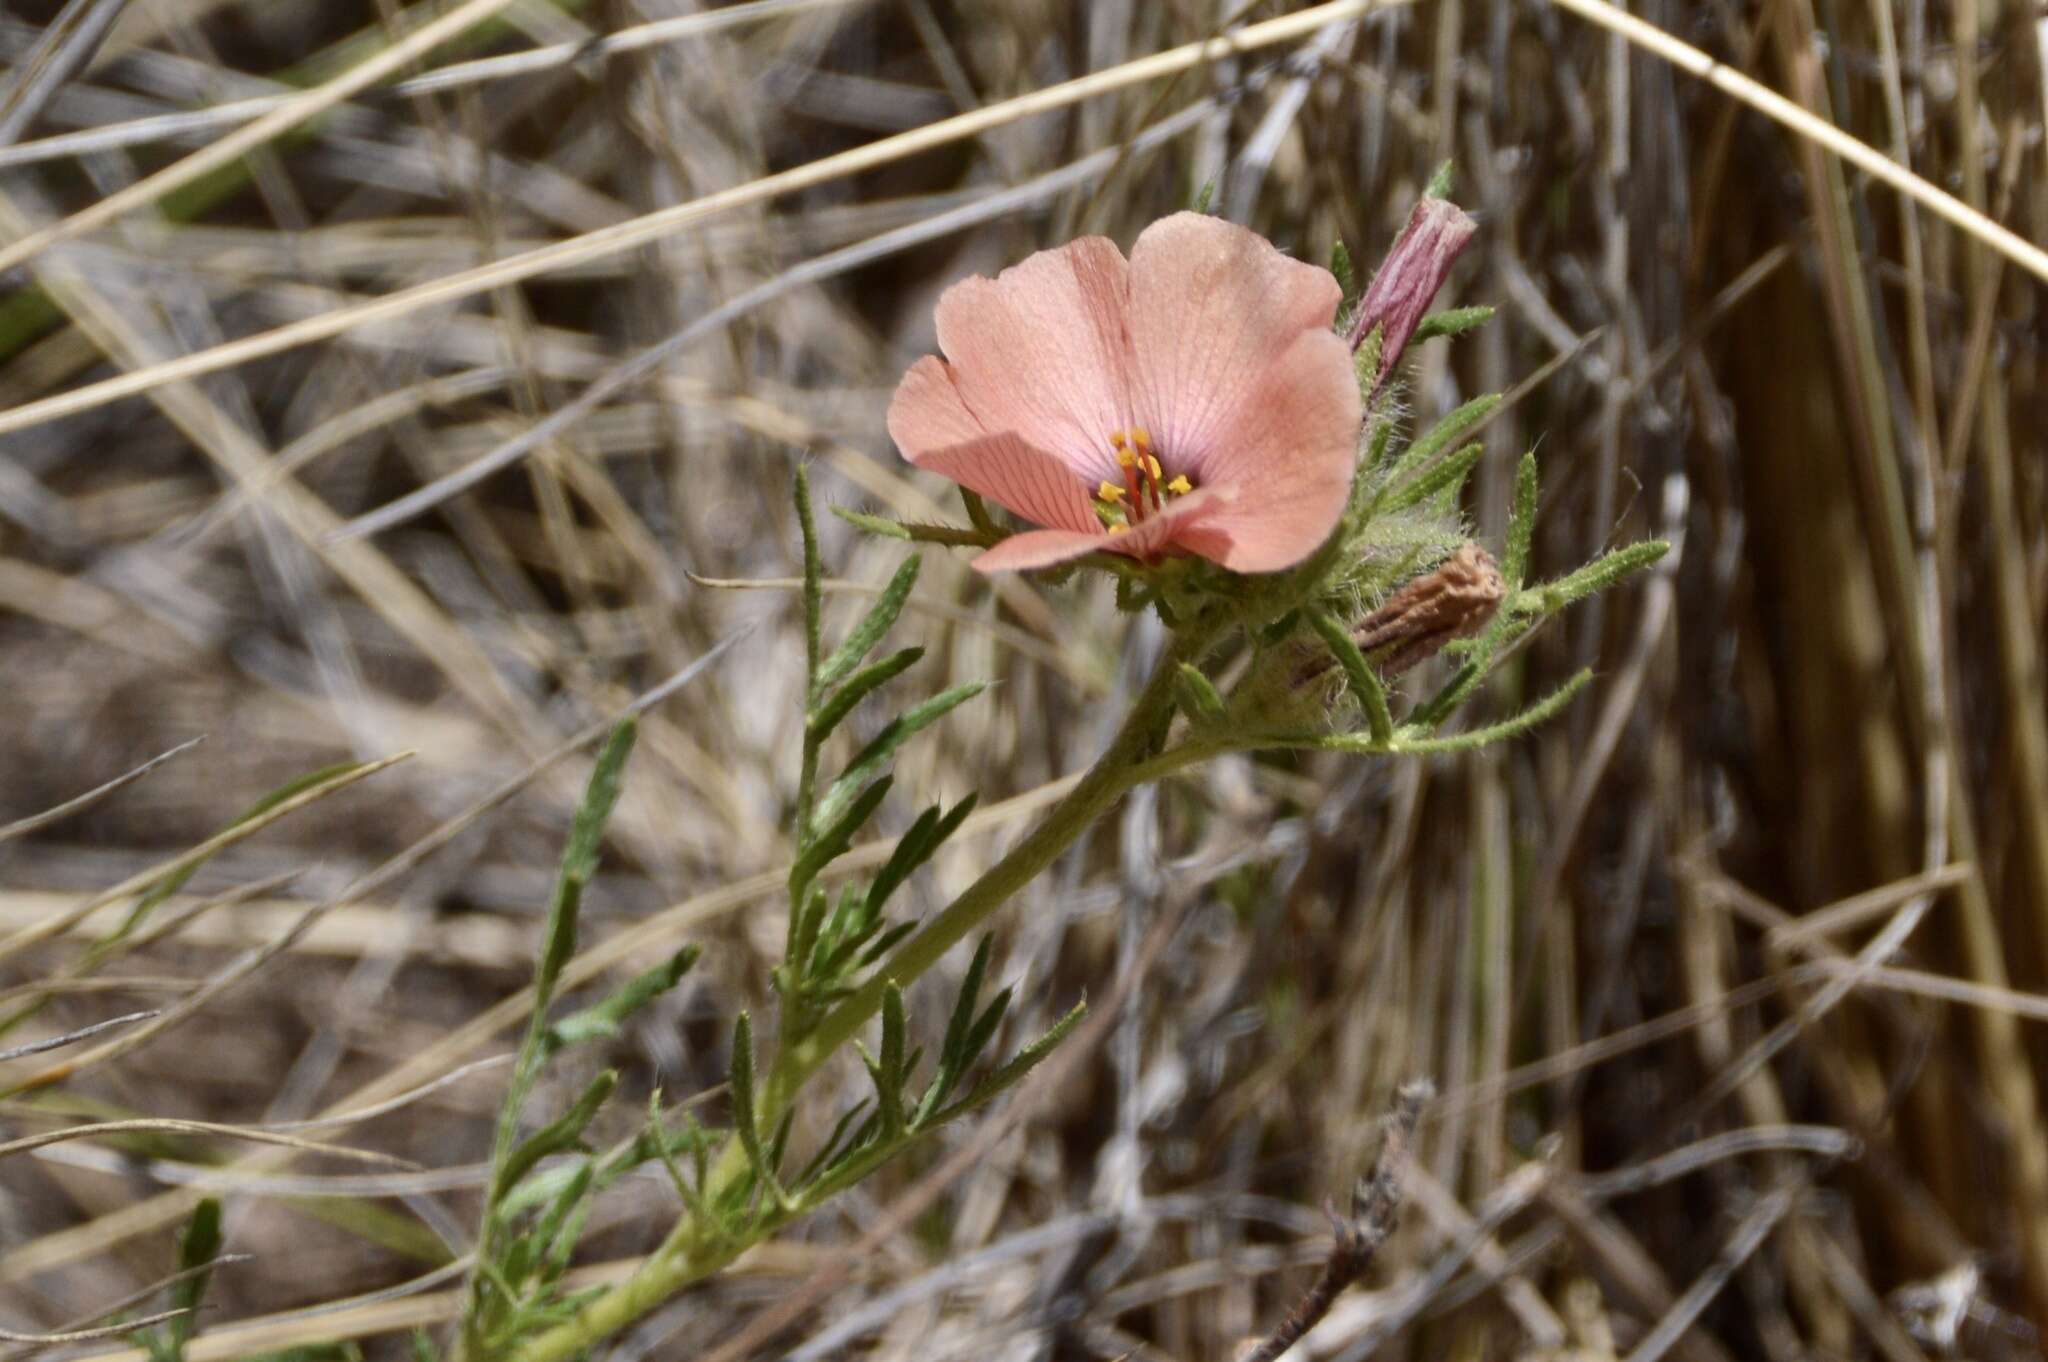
[[886, 213, 1361, 574]]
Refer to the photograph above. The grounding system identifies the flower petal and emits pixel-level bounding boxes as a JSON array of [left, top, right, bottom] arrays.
[[1122, 212, 1345, 483], [1165, 328, 1359, 573], [970, 488, 1227, 573], [888, 356, 1100, 535], [970, 528, 1107, 572], [932, 236, 1134, 484]]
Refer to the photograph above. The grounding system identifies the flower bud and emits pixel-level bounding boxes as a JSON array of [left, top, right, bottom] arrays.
[[1346, 197, 1477, 395]]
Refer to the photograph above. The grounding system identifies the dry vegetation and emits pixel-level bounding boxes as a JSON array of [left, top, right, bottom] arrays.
[[0, 0, 2045, 1358]]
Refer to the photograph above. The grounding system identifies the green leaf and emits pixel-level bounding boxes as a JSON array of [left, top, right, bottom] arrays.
[[1412, 304, 1494, 344], [1378, 392, 1497, 494], [873, 985, 910, 1135], [162, 1196, 222, 1358], [791, 777, 892, 906], [537, 721, 638, 1000], [1330, 239, 1355, 300], [808, 648, 923, 743], [797, 466, 823, 677], [814, 555, 921, 696], [916, 936, 994, 1126], [1518, 540, 1669, 615], [496, 1070, 617, 1201], [794, 1097, 876, 1189], [855, 919, 918, 970], [727, 1012, 782, 1203], [1410, 658, 1486, 730], [1503, 452, 1539, 588], [1193, 175, 1217, 214], [1173, 663, 1226, 723], [543, 946, 700, 1054], [828, 505, 912, 540], [1307, 607, 1392, 744], [1380, 442, 1484, 515], [1393, 669, 1592, 753], [811, 683, 987, 834], [518, 1159, 593, 1285], [865, 795, 976, 920], [932, 998, 1086, 1125], [1364, 413, 1397, 472]]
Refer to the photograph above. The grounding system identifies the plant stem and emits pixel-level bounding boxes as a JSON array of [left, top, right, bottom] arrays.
[[504, 626, 1207, 1362]]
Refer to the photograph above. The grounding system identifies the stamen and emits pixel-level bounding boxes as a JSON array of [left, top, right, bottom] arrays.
[[1144, 454, 1163, 482], [1128, 427, 1151, 449], [1107, 523, 1129, 535], [1166, 474, 1192, 496], [1097, 481, 1126, 503]]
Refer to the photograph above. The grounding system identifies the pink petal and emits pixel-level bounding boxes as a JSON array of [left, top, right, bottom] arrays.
[[932, 236, 1135, 485], [970, 528, 1107, 572], [1168, 327, 1359, 572], [888, 356, 1099, 535], [969, 488, 1226, 574], [1122, 213, 1345, 484]]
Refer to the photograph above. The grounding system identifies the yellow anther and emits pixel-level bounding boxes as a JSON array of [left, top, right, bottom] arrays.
[[1114, 447, 1137, 469], [1097, 481, 1127, 502], [1129, 427, 1151, 448], [1144, 454, 1163, 481], [1166, 474, 1192, 496], [1107, 523, 1129, 535]]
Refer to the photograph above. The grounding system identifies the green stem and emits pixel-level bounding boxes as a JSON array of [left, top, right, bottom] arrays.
[[504, 625, 1211, 1362]]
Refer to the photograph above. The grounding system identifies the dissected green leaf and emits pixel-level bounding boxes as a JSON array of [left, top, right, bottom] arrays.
[[808, 647, 923, 742], [1378, 392, 1498, 493], [815, 555, 921, 696], [797, 466, 823, 675], [543, 946, 699, 1054], [932, 998, 1086, 1125], [1391, 669, 1592, 753], [811, 683, 987, 834], [727, 1012, 781, 1203], [1519, 541, 1670, 615], [791, 778, 892, 906], [1380, 442, 1484, 516], [1503, 452, 1539, 588], [537, 721, 638, 999], [496, 1071, 616, 1202], [1412, 304, 1494, 344], [828, 505, 913, 540], [865, 795, 976, 919]]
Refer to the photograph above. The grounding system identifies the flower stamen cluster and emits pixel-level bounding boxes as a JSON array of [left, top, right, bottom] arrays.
[[1096, 428, 1195, 535]]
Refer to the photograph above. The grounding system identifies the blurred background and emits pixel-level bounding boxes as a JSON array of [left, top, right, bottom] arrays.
[[0, 0, 2044, 1358]]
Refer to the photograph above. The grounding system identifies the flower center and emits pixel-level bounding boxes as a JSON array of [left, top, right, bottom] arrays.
[[1094, 428, 1194, 535]]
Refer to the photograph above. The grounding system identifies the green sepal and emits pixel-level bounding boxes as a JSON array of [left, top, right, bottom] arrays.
[[1307, 607, 1393, 744]]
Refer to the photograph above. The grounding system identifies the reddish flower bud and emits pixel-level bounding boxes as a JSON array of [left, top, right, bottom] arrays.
[[1346, 196, 1476, 393]]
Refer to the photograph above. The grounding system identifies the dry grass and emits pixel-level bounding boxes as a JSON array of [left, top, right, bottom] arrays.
[[0, 1, 2044, 1359]]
